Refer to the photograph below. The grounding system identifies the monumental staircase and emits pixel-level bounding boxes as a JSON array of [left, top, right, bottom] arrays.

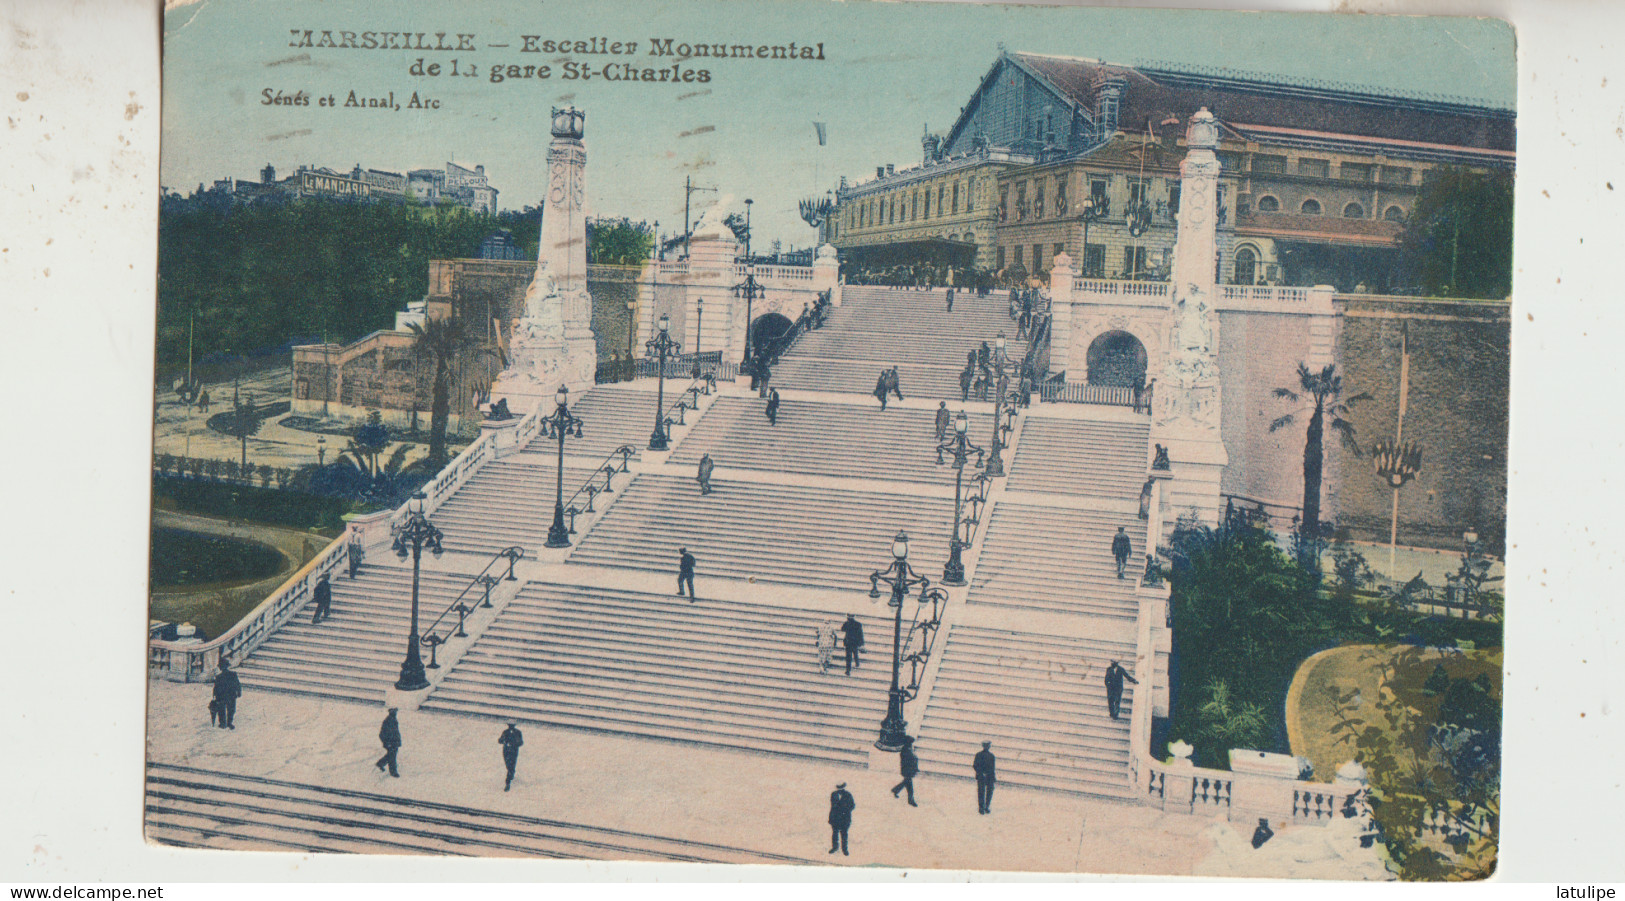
[[773, 287, 1030, 400], [422, 584, 893, 763]]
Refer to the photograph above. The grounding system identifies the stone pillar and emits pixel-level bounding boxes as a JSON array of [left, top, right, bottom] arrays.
[[687, 227, 742, 361], [1151, 108, 1228, 527], [1049, 253, 1074, 374], [814, 243, 841, 306]]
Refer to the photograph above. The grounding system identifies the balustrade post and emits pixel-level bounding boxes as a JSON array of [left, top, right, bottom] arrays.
[[481, 575, 495, 608], [505, 550, 518, 581], [584, 486, 598, 513], [425, 636, 441, 670], [454, 603, 468, 638]]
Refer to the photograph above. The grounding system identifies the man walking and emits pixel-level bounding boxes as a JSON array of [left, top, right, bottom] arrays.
[[697, 454, 715, 495], [677, 547, 697, 601], [945, 287, 955, 312], [873, 370, 891, 411], [934, 401, 951, 441], [888, 367, 905, 403], [498, 722, 524, 791], [1111, 526, 1133, 579], [1105, 660, 1139, 720], [212, 658, 241, 730], [765, 389, 781, 426], [892, 736, 920, 806], [959, 366, 973, 403], [840, 613, 865, 675], [973, 740, 996, 814], [376, 708, 402, 777], [310, 573, 333, 624], [827, 782, 856, 856]]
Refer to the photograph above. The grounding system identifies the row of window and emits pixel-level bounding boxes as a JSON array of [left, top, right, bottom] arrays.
[[1250, 155, 1414, 185], [997, 176, 1178, 224], [1253, 194, 1406, 221], [991, 242, 1148, 278], [849, 178, 976, 230]]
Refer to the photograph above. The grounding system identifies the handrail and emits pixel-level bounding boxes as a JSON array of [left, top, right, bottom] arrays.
[[419, 545, 525, 656], [558, 445, 638, 537], [896, 586, 949, 701], [147, 533, 352, 681]]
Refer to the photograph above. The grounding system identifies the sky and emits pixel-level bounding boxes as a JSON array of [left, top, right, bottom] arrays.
[[160, 0, 1515, 252]]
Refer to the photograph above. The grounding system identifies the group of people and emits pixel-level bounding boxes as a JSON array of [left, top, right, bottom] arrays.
[[957, 344, 1038, 407], [825, 738, 1000, 854], [872, 367, 904, 411], [814, 614, 866, 675], [371, 707, 525, 791]]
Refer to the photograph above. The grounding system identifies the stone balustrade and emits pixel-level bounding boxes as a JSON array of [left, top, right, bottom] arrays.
[[1073, 278, 1172, 299]]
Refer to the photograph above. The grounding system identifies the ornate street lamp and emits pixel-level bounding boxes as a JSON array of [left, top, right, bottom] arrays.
[[316, 434, 326, 467], [1079, 196, 1108, 278], [646, 314, 680, 450], [985, 333, 1011, 478], [869, 531, 931, 752], [733, 273, 763, 367], [541, 384, 585, 548], [1373, 439, 1423, 578], [624, 298, 637, 360], [391, 491, 444, 692], [693, 297, 705, 379], [935, 411, 985, 586]]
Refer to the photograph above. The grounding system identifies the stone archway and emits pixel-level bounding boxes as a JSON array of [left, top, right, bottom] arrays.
[[1086, 330, 1148, 387], [751, 312, 795, 350]]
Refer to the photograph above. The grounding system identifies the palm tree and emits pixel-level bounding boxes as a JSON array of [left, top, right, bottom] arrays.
[[1269, 362, 1370, 542], [407, 314, 491, 467]]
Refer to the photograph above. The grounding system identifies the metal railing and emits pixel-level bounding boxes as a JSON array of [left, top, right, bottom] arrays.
[[556, 445, 638, 538], [1037, 382, 1145, 408], [419, 546, 524, 666], [896, 586, 949, 700]]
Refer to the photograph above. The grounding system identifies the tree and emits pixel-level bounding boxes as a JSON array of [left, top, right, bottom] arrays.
[[1398, 166, 1513, 299], [1269, 363, 1370, 547], [406, 316, 489, 467], [722, 212, 750, 248], [587, 219, 654, 266], [345, 411, 390, 479]]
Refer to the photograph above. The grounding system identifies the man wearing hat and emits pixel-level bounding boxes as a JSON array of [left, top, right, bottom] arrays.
[[311, 573, 333, 624], [376, 708, 402, 777], [211, 658, 241, 730], [892, 736, 920, 806], [498, 722, 524, 791], [973, 740, 997, 814], [827, 782, 856, 856], [840, 614, 865, 676]]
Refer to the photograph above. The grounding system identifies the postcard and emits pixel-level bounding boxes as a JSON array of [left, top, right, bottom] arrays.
[[146, 0, 1513, 879]]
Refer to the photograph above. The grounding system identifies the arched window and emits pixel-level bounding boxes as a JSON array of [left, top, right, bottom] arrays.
[[1384, 205, 1406, 222], [1343, 202, 1365, 218], [1300, 198, 1322, 215], [1257, 195, 1280, 212], [1234, 247, 1257, 286]]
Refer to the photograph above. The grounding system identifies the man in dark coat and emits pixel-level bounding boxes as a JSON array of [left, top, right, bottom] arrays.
[[977, 341, 991, 371], [311, 573, 333, 624], [765, 389, 781, 426], [212, 658, 241, 730], [677, 547, 697, 601], [696, 454, 715, 495], [945, 288, 955, 312], [1111, 526, 1133, 579], [827, 782, 856, 855], [973, 740, 996, 814], [873, 371, 891, 411], [892, 736, 920, 806], [840, 614, 864, 675], [498, 722, 524, 791], [1105, 660, 1139, 720], [376, 708, 402, 777], [887, 368, 904, 402], [934, 402, 951, 441]]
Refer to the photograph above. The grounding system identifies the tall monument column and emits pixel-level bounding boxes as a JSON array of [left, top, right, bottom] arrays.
[[493, 106, 600, 412], [1151, 107, 1228, 530]]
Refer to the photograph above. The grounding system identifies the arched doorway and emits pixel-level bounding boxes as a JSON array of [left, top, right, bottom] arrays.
[[750, 312, 794, 355], [1086, 331, 1148, 388], [1234, 247, 1257, 285]]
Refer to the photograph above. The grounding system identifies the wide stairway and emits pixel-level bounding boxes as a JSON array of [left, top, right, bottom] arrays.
[[145, 761, 818, 863], [516, 384, 670, 461], [233, 566, 479, 703], [667, 395, 996, 485], [913, 626, 1139, 799], [773, 286, 1029, 400], [568, 473, 955, 592], [967, 503, 1143, 621], [430, 459, 611, 556], [1005, 415, 1150, 500], [423, 584, 892, 764]]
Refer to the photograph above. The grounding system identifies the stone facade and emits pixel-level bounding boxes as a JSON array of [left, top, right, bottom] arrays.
[[831, 152, 1012, 272]]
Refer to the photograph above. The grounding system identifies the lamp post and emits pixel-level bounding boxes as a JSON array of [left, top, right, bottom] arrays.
[[869, 531, 930, 752], [542, 384, 585, 548], [1372, 440, 1423, 579], [694, 297, 704, 378], [316, 435, 326, 467], [647, 314, 680, 450], [625, 298, 637, 360], [744, 198, 753, 260], [985, 333, 1010, 478], [935, 411, 984, 586], [1079, 196, 1106, 278], [391, 491, 443, 692], [733, 273, 763, 367]]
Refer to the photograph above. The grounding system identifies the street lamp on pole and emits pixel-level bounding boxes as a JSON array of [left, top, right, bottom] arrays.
[[625, 298, 637, 361], [542, 384, 585, 548], [744, 198, 753, 260], [733, 273, 763, 367], [936, 412, 985, 586], [317, 435, 327, 467], [647, 314, 680, 450], [693, 297, 705, 379], [984, 333, 1010, 478], [1373, 440, 1423, 579], [391, 491, 444, 692], [869, 531, 930, 752], [1079, 196, 1107, 278]]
